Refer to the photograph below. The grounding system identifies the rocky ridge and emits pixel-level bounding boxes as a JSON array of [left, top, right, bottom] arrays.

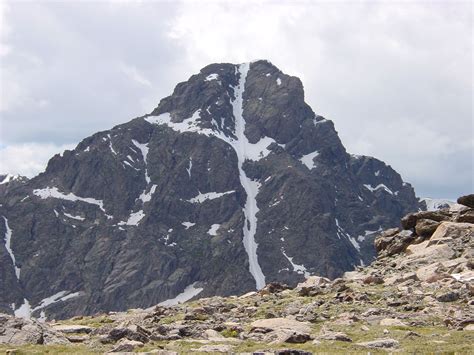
[[1, 195, 472, 354]]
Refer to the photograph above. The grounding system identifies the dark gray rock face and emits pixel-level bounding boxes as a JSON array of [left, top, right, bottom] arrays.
[[0, 60, 421, 320]]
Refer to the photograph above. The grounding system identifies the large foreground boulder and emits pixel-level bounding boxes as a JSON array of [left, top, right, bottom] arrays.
[[0, 314, 70, 345]]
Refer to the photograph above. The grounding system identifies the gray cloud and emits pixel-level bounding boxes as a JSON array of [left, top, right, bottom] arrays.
[[0, 1, 472, 200]]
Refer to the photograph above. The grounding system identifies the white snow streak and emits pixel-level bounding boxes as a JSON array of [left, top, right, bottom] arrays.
[[182, 222, 195, 229], [186, 158, 193, 178], [32, 291, 80, 312], [63, 212, 85, 221], [363, 183, 395, 195], [276, 78, 282, 86], [3, 217, 20, 279], [299, 151, 319, 169], [188, 190, 235, 203], [132, 139, 151, 184], [33, 187, 105, 212], [108, 134, 117, 155], [231, 63, 266, 289], [145, 63, 268, 289], [159, 282, 203, 306], [282, 249, 310, 277]]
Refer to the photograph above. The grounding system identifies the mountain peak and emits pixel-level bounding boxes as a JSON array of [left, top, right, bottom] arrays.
[[0, 60, 421, 320]]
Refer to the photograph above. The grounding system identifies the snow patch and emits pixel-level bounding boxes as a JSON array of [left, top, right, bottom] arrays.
[[119, 210, 145, 226], [282, 249, 310, 277], [159, 282, 203, 306], [146, 110, 275, 162], [276, 78, 282, 86], [33, 187, 105, 212], [205, 73, 219, 81], [0, 174, 20, 184], [138, 185, 157, 203], [299, 151, 319, 169], [421, 197, 460, 211], [207, 224, 220, 236], [14, 299, 31, 319], [33, 291, 80, 313], [182, 222, 195, 229], [188, 190, 234, 203]]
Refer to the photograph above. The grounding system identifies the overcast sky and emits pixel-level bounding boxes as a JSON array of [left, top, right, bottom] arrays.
[[0, 0, 472, 199]]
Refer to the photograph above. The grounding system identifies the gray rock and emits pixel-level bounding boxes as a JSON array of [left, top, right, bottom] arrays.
[[436, 291, 460, 302], [457, 194, 474, 208], [318, 330, 352, 342], [0, 314, 69, 345], [357, 338, 400, 348]]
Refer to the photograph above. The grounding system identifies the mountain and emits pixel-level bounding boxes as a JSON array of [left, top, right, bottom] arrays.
[[1, 196, 472, 353], [420, 197, 462, 211], [0, 60, 421, 320]]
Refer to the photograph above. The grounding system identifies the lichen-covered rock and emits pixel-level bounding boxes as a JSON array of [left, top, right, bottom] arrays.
[[357, 338, 400, 349], [0, 314, 69, 346], [415, 219, 441, 238]]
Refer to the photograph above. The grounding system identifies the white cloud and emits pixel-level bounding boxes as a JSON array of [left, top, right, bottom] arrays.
[[119, 62, 152, 87], [0, 1, 471, 198], [0, 143, 74, 177]]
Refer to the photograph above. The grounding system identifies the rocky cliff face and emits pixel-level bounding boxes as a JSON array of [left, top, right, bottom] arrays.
[[0, 60, 420, 320]]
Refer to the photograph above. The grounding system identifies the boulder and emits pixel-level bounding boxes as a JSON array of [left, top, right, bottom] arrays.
[[52, 324, 93, 334], [380, 318, 407, 327], [436, 291, 460, 302], [0, 315, 69, 346], [428, 222, 474, 246], [362, 275, 384, 285], [384, 272, 418, 285], [108, 338, 144, 353], [457, 194, 474, 208], [356, 338, 400, 349], [264, 329, 312, 344], [191, 344, 233, 353], [415, 219, 441, 238], [260, 282, 292, 294], [317, 330, 352, 342], [455, 209, 474, 223], [375, 230, 415, 256], [250, 318, 311, 334], [374, 228, 399, 251], [402, 211, 451, 230], [296, 276, 330, 289]]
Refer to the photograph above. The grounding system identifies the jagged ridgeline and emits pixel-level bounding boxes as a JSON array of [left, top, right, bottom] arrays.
[[0, 60, 420, 320]]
